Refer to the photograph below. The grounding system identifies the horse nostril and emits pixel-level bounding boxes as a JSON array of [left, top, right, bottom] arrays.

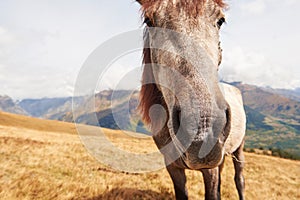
[[175, 109, 181, 127], [176, 109, 181, 134], [171, 108, 181, 134]]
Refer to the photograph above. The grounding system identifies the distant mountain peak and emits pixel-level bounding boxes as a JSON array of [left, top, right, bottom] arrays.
[[0, 95, 28, 115]]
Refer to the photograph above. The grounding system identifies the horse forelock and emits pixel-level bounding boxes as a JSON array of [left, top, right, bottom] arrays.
[[140, 0, 226, 19]]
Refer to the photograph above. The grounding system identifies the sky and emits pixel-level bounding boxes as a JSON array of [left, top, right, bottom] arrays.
[[0, 0, 299, 99]]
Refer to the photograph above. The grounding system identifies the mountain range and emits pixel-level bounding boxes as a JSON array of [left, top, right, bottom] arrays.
[[1, 83, 299, 158], [231, 83, 300, 159], [0, 95, 28, 115]]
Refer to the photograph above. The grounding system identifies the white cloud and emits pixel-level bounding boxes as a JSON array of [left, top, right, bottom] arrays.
[[0, 1, 141, 99], [221, 0, 300, 89], [0, 26, 19, 61], [0, 26, 17, 45], [96, 51, 143, 92], [220, 46, 299, 89], [241, 0, 266, 15], [285, 0, 297, 5]]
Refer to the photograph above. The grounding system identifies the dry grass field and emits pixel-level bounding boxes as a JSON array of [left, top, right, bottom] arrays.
[[0, 111, 299, 200]]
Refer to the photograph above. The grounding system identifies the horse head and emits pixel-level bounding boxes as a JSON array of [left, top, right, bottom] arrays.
[[138, 0, 230, 169]]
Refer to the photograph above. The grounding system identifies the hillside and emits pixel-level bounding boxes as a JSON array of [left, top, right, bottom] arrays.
[[1, 83, 300, 158], [234, 83, 300, 122], [0, 109, 77, 134], [18, 97, 73, 119], [18, 90, 148, 133], [231, 83, 300, 159], [0, 95, 28, 115], [263, 87, 300, 102], [0, 111, 299, 199]]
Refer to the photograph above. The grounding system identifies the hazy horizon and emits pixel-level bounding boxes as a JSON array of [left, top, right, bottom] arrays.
[[1, 81, 299, 101]]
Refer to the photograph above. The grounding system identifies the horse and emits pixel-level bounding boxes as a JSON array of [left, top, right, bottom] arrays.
[[137, 0, 246, 199]]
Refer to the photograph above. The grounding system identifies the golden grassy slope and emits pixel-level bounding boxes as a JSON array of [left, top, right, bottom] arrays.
[[0, 111, 299, 200], [0, 111, 77, 134]]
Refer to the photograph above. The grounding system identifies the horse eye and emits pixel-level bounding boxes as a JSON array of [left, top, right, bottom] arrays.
[[217, 17, 226, 28], [144, 17, 153, 27]]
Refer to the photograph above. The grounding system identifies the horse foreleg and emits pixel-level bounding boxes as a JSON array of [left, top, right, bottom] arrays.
[[201, 167, 220, 200], [166, 163, 188, 200], [218, 158, 225, 196], [233, 140, 245, 200]]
